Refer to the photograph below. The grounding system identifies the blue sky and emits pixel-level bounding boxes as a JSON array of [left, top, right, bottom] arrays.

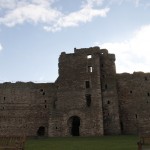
[[0, 0, 150, 83]]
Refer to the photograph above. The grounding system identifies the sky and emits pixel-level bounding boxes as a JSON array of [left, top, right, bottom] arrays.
[[0, 0, 150, 83]]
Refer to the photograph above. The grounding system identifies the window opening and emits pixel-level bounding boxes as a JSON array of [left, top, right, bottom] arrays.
[[85, 81, 90, 88], [148, 93, 150, 96], [43, 92, 45, 95], [135, 114, 137, 119], [130, 91, 132, 94], [53, 98, 57, 109], [107, 101, 110, 104], [88, 66, 93, 72], [87, 54, 92, 59], [37, 126, 45, 136], [120, 121, 124, 132], [45, 105, 47, 108], [105, 84, 107, 89], [69, 116, 80, 136], [145, 77, 148, 81], [4, 97, 5, 100], [86, 94, 91, 107]]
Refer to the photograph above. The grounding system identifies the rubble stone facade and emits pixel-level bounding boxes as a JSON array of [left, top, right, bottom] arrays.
[[0, 47, 150, 137]]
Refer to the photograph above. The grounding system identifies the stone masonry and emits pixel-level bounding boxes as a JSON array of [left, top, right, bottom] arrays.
[[0, 46, 150, 137]]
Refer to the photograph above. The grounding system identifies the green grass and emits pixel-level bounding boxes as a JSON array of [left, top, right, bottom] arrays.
[[25, 135, 138, 150]]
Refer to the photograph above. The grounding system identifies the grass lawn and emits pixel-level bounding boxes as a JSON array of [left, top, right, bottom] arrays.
[[25, 135, 139, 150]]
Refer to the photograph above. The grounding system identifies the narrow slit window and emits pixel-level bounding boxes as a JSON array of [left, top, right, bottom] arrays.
[[86, 94, 91, 107], [88, 66, 93, 72], [87, 54, 92, 59], [85, 81, 90, 88], [145, 77, 148, 81], [105, 84, 107, 89], [40, 89, 43, 92], [135, 114, 137, 119], [107, 100, 110, 104], [148, 93, 150, 96], [130, 91, 132, 94]]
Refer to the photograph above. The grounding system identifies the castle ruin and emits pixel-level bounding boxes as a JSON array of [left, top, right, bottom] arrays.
[[0, 46, 150, 137]]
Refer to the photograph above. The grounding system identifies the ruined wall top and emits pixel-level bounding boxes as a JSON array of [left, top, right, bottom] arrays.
[[60, 46, 115, 60]]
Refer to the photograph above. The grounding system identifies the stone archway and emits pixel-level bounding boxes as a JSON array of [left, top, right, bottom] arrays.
[[37, 126, 45, 136], [68, 116, 80, 136]]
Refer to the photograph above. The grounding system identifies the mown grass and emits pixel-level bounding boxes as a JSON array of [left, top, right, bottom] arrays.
[[25, 135, 138, 150]]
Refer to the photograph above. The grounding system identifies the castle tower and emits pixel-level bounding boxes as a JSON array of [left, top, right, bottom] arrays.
[[49, 47, 104, 136], [48, 46, 121, 136], [100, 49, 121, 134]]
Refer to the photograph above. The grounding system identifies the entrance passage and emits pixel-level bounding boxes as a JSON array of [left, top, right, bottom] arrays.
[[37, 126, 45, 136], [69, 116, 80, 136]]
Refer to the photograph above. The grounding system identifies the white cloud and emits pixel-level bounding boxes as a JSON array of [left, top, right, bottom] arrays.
[[0, 0, 110, 31], [98, 25, 150, 73], [0, 0, 62, 27], [44, 6, 110, 32]]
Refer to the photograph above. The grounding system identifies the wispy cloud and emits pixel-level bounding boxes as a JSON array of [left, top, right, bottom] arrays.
[[0, 0, 110, 31], [96, 24, 150, 73], [43, 6, 110, 32], [0, 0, 61, 27]]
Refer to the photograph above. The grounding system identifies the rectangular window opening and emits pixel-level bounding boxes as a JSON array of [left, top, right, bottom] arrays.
[[145, 77, 148, 81], [85, 81, 90, 88], [87, 54, 92, 59], [86, 94, 91, 107], [135, 114, 137, 119], [88, 66, 93, 72]]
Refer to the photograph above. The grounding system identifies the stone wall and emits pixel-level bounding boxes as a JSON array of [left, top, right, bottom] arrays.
[[0, 82, 57, 136], [117, 72, 150, 134], [0, 46, 150, 137]]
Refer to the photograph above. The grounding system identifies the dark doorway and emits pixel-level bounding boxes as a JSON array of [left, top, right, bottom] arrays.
[[37, 126, 45, 136], [70, 116, 80, 136]]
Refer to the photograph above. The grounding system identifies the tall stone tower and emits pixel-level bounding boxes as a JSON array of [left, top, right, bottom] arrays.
[[48, 46, 121, 136], [100, 49, 121, 134]]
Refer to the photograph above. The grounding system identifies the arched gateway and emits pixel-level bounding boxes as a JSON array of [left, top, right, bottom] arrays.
[[68, 116, 80, 136]]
